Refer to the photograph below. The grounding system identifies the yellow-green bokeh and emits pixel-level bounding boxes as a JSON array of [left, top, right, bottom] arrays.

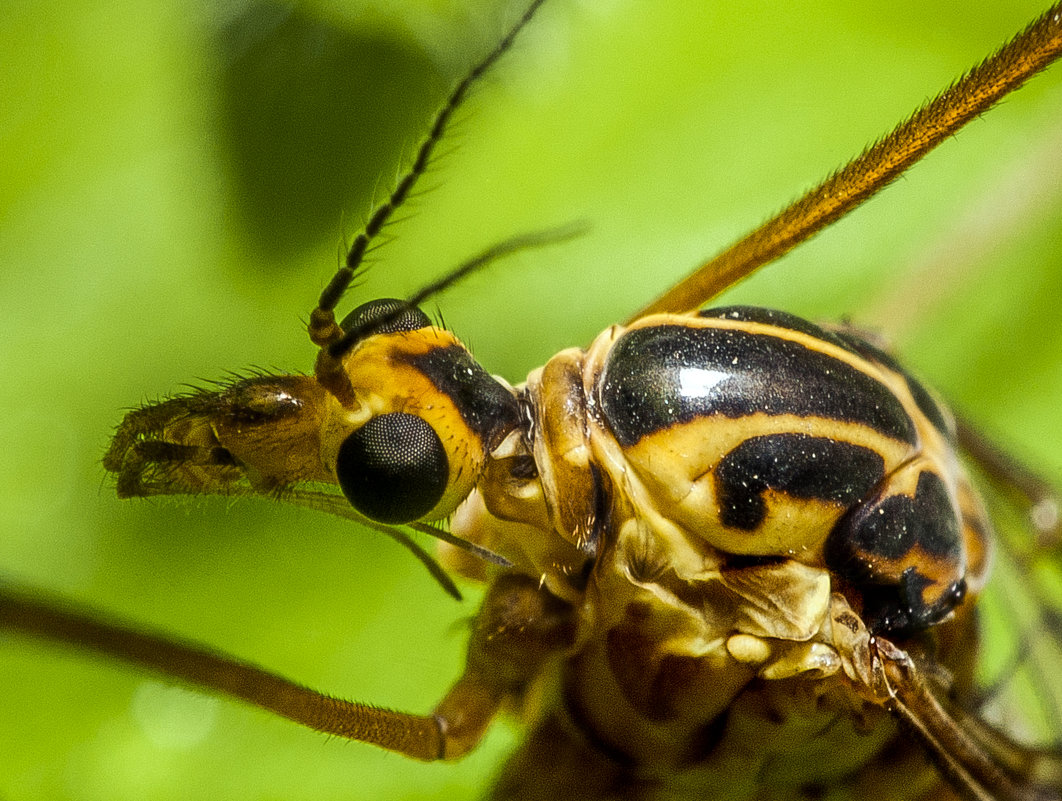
[[1, 1, 1060, 799]]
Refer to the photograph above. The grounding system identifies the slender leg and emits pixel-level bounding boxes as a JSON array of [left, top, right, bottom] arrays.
[[433, 572, 576, 758], [0, 572, 574, 762], [874, 637, 1062, 801], [629, 5, 1062, 318]]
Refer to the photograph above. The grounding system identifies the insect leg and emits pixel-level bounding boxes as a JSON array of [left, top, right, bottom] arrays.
[[874, 637, 1062, 801], [0, 572, 574, 762], [631, 3, 1062, 318], [432, 572, 576, 759], [0, 584, 446, 759]]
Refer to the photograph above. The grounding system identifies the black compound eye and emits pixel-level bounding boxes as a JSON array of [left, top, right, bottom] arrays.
[[339, 298, 430, 338], [336, 412, 448, 524]]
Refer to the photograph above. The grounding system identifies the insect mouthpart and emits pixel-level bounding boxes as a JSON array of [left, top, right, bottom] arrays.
[[103, 373, 331, 500]]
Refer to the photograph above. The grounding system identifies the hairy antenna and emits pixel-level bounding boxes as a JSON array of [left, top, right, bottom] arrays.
[[309, 0, 549, 401], [329, 222, 586, 358]]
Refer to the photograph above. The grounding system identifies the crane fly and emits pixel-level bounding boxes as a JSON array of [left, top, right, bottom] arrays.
[[1, 1, 1062, 800]]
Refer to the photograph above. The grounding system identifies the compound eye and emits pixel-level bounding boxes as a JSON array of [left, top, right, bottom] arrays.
[[339, 298, 430, 337], [336, 412, 448, 524]]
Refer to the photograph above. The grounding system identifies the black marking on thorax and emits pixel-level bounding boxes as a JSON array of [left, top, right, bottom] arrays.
[[716, 433, 886, 530], [699, 305, 851, 349], [598, 323, 917, 447], [827, 470, 965, 634], [704, 307, 954, 442], [831, 330, 953, 441], [837, 470, 961, 561]]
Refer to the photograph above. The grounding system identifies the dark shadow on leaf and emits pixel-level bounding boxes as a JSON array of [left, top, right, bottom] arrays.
[[215, 2, 445, 265]]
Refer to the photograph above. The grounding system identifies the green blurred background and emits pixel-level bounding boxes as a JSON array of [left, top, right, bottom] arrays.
[[1, 0, 1060, 799]]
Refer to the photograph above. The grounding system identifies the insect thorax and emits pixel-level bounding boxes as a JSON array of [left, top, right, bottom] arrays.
[[450, 305, 992, 789]]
